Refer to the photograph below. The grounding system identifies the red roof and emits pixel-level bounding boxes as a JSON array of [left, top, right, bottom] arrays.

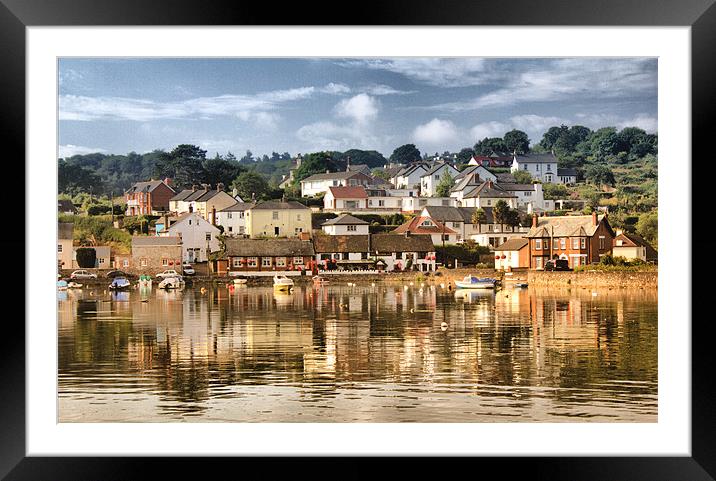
[[393, 216, 457, 235], [328, 186, 368, 199]]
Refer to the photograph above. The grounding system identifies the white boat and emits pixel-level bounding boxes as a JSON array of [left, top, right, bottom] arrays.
[[233, 277, 247, 285], [273, 275, 294, 291], [138, 275, 152, 288], [158, 275, 185, 290], [67, 281, 83, 289], [57, 280, 68, 291], [109, 277, 131, 290], [454, 275, 496, 289]]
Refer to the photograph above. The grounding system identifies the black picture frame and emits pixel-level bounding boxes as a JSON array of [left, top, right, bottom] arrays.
[[2, 0, 712, 478]]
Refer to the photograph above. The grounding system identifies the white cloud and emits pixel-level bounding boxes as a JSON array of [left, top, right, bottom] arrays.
[[469, 114, 570, 145], [59, 144, 106, 158], [413, 118, 459, 146], [343, 58, 489, 87], [362, 84, 415, 96], [296, 121, 388, 152], [320, 82, 351, 95], [333, 94, 379, 124], [469, 121, 510, 141]]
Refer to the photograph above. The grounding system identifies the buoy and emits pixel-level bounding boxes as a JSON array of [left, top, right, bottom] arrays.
[[440, 322, 448, 331], [440, 283, 445, 289], [409, 282, 414, 286], [200, 287, 207, 294], [371, 282, 375, 287]]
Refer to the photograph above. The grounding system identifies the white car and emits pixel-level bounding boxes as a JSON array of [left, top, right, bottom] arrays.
[[70, 269, 97, 279], [155, 269, 180, 279], [182, 264, 195, 275]]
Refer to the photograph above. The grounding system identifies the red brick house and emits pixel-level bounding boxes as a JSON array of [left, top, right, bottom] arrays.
[[125, 179, 176, 216], [525, 212, 615, 269]]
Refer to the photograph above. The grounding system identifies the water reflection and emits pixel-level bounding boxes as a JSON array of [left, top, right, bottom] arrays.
[[59, 284, 657, 422]]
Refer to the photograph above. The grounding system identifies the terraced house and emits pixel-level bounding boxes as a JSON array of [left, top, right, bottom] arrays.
[[220, 238, 315, 275], [124, 179, 175, 215], [245, 200, 312, 238], [525, 212, 615, 269]]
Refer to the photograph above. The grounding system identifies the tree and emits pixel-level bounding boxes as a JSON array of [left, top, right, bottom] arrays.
[[389, 144, 421, 164], [239, 150, 255, 163], [539, 125, 569, 150], [293, 152, 340, 184], [154, 144, 207, 188], [493, 200, 511, 230], [585, 164, 616, 186], [512, 169, 532, 184], [503, 129, 530, 154], [504, 208, 521, 228], [202, 155, 244, 188], [75, 247, 97, 268], [58, 160, 102, 195], [474, 137, 508, 156], [337, 149, 388, 169], [589, 127, 619, 159], [471, 208, 487, 232], [434, 171, 454, 197], [542, 183, 569, 200], [636, 212, 658, 245], [231, 171, 269, 201], [456, 147, 475, 164]]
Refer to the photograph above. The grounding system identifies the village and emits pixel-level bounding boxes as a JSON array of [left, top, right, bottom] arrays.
[[58, 150, 657, 283]]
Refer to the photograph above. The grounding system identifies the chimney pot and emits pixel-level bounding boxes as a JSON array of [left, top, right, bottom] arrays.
[[592, 211, 598, 226], [217, 182, 225, 191], [192, 185, 198, 192], [532, 213, 538, 228]]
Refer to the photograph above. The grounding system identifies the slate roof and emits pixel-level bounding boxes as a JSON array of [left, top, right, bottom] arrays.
[[371, 233, 435, 253], [132, 236, 182, 246], [169, 188, 223, 202], [422, 205, 496, 224], [393, 216, 457, 235], [451, 172, 484, 192], [347, 164, 371, 174], [125, 180, 175, 195], [218, 201, 255, 212], [557, 167, 578, 176], [493, 238, 529, 251], [526, 214, 612, 238], [170, 189, 194, 202], [328, 186, 368, 199], [251, 200, 311, 210], [422, 162, 457, 177], [322, 214, 369, 226], [614, 233, 658, 261], [58, 199, 77, 213], [300, 171, 365, 182], [462, 182, 517, 199], [223, 238, 315, 257], [58, 222, 74, 240], [495, 173, 517, 183], [514, 153, 558, 164], [313, 234, 370, 253], [498, 183, 537, 192], [385, 165, 405, 178]]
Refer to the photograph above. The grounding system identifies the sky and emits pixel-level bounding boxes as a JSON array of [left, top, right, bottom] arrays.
[[58, 57, 658, 159]]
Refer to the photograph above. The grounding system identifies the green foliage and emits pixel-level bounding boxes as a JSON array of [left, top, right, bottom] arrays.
[[389, 144, 421, 164], [202, 155, 245, 188], [231, 171, 270, 201], [293, 152, 341, 185], [492, 200, 511, 228], [434, 170, 454, 197], [435, 244, 491, 266], [335, 149, 388, 169], [585, 165, 616, 186], [503, 129, 530, 154], [456, 147, 475, 164], [471, 208, 487, 227], [474, 137, 508, 156], [58, 160, 102, 195], [75, 247, 97, 268], [636, 212, 658, 245], [542, 183, 569, 200], [154, 144, 207, 189], [512, 169, 532, 184]]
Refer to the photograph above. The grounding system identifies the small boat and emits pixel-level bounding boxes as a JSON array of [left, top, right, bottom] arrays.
[[57, 280, 68, 291], [514, 282, 529, 288], [158, 275, 185, 290], [312, 275, 329, 285], [67, 281, 83, 289], [454, 275, 496, 289], [138, 274, 152, 288], [233, 277, 248, 285], [273, 275, 294, 291], [109, 277, 131, 290]]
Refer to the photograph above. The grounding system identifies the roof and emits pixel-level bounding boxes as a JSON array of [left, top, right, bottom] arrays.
[[463, 181, 517, 199], [526, 214, 612, 238], [558, 167, 578, 176], [223, 238, 315, 257], [170, 189, 194, 202], [322, 214, 369, 226], [251, 200, 310, 210], [393, 216, 457, 235], [300, 171, 366, 182], [451, 172, 484, 192], [218, 201, 255, 212], [347, 164, 371, 174], [423, 206, 496, 224], [422, 162, 457, 177], [125, 180, 175, 195], [495, 173, 517, 183], [514, 153, 558, 164], [132, 236, 182, 247], [494, 238, 529, 251], [385, 165, 404, 178], [328, 186, 368, 199], [58, 222, 73, 240], [313, 233, 370, 253], [371, 233, 435, 253], [498, 183, 537, 192], [58, 199, 77, 212], [614, 233, 658, 261], [396, 163, 429, 177]]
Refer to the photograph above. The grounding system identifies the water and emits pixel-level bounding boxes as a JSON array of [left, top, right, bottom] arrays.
[[58, 282, 657, 422]]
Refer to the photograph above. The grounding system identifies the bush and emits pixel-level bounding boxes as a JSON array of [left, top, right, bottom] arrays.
[[75, 247, 97, 268]]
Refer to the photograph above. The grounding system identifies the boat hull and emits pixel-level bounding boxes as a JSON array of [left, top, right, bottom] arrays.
[[454, 281, 495, 289]]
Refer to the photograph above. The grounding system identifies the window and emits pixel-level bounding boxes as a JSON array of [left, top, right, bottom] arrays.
[[525, 191, 531, 196], [560, 238, 566, 250], [535, 257, 543, 269], [227, 212, 232, 219], [276, 257, 286, 267], [247, 257, 258, 267], [581, 238, 586, 249], [486, 200, 492, 206], [233, 258, 242, 267], [161, 258, 169, 266], [123, 259, 129, 267], [320, 254, 331, 260], [206, 233, 211, 241], [239, 212, 244, 218], [239, 226, 245, 234], [421, 220, 433, 227], [140, 258, 148, 267], [572, 237, 580, 249], [347, 225, 357, 232], [293, 257, 304, 265], [295, 227, 303, 234], [599, 236, 606, 249], [553, 238, 559, 250], [547, 164, 551, 170], [189, 220, 192, 225], [262, 257, 272, 267], [443, 234, 450, 241], [378, 200, 385, 207], [228, 227, 233, 233], [535, 239, 542, 250], [272, 211, 279, 220], [58, 244, 62, 253], [361, 252, 368, 259]]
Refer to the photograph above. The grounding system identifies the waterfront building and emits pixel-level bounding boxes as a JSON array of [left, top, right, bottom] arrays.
[[418, 206, 528, 247], [321, 214, 370, 236], [493, 238, 530, 271], [393, 215, 459, 245], [216, 201, 254, 236], [220, 238, 315, 275], [313, 233, 373, 271], [124, 178, 176, 215], [612, 230, 658, 263], [166, 212, 221, 263], [58, 222, 74, 270], [131, 236, 183, 274], [245, 200, 312, 238], [370, 233, 436, 272]]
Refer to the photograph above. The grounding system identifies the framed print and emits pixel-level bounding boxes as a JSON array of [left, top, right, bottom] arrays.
[[3, 0, 714, 478]]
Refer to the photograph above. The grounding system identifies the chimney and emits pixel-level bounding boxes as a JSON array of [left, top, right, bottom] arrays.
[[202, 183, 210, 191], [163, 177, 172, 186], [592, 211, 598, 226], [532, 213, 538, 228], [211, 206, 216, 225], [232, 188, 238, 198], [487, 180, 494, 189], [217, 182, 225, 191], [404, 231, 411, 238], [192, 184, 198, 192]]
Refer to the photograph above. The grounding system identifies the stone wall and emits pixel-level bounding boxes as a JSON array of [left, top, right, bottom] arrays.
[[526, 270, 657, 288]]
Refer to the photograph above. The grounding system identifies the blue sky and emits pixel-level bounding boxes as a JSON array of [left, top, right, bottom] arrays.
[[58, 57, 657, 158]]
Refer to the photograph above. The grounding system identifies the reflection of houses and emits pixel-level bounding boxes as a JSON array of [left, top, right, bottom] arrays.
[[612, 230, 658, 263], [371, 233, 436, 271], [493, 238, 529, 271], [166, 212, 221, 263], [124, 179, 176, 215], [58, 222, 74, 269], [131, 236, 183, 274], [525, 213, 615, 269], [219, 238, 315, 275]]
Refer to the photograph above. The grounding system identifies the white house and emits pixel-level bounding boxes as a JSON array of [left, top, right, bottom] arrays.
[[498, 183, 555, 212], [401, 196, 455, 213], [459, 180, 518, 209], [166, 212, 221, 263], [324, 186, 368, 211], [455, 164, 497, 183], [216, 201, 254, 236], [371, 233, 437, 272], [392, 163, 429, 190], [557, 167, 577, 184], [420, 205, 529, 248], [321, 214, 370, 235], [419, 162, 460, 197], [313, 234, 373, 271], [300, 171, 373, 197], [510, 153, 564, 184]]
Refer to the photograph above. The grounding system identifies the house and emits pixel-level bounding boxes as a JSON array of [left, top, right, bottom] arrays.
[[401, 196, 455, 213], [493, 238, 530, 271], [419, 162, 460, 197], [58, 222, 74, 269], [300, 171, 373, 197], [324, 186, 368, 211], [510, 152, 565, 184], [392, 163, 429, 190], [168, 183, 238, 221], [58, 199, 77, 215], [370, 233, 436, 272], [420, 205, 528, 247], [166, 212, 221, 263], [557, 167, 577, 184], [497, 183, 553, 211], [72, 245, 111, 269], [131, 236, 183, 274], [245, 200, 312, 238], [346, 163, 372, 176], [467, 154, 513, 168], [321, 214, 370, 235], [612, 231, 658, 263], [125, 178, 176, 215], [221, 237, 315, 275], [393, 215, 459, 246], [313, 233, 374, 271], [216, 201, 254, 236], [459, 180, 518, 209], [279, 154, 302, 189], [455, 165, 496, 183], [525, 212, 615, 269]]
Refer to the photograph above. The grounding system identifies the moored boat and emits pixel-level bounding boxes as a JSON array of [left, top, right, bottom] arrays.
[[233, 277, 248, 285], [158, 275, 185, 290], [454, 275, 496, 289], [138, 274, 152, 288], [273, 275, 294, 291], [109, 277, 131, 290], [312, 275, 329, 285], [67, 281, 83, 289], [57, 280, 68, 290]]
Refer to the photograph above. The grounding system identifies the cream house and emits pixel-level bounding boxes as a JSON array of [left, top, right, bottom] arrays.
[[245, 200, 312, 238], [58, 222, 74, 270], [169, 183, 239, 221]]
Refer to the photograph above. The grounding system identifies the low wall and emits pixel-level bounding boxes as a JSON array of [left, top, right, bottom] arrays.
[[526, 270, 657, 288]]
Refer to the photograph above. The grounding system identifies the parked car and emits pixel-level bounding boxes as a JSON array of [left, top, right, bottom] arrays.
[[70, 269, 97, 279], [155, 269, 180, 279], [182, 263, 195, 275], [106, 270, 130, 278], [544, 259, 572, 271]]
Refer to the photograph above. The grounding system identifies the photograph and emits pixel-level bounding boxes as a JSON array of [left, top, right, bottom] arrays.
[[56, 56, 659, 423]]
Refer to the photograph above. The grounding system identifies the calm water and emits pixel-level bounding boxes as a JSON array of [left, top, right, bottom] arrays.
[[58, 282, 657, 422]]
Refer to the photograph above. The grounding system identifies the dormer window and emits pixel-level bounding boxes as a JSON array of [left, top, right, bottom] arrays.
[[421, 220, 433, 227]]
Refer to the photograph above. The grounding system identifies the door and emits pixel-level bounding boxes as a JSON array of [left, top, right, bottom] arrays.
[[274, 226, 280, 236], [187, 249, 195, 263]]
